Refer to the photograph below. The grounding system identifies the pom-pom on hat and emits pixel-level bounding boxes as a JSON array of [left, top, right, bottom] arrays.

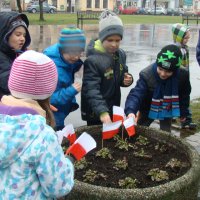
[[8, 50, 58, 100], [59, 27, 86, 53], [99, 9, 124, 42], [156, 44, 183, 72]]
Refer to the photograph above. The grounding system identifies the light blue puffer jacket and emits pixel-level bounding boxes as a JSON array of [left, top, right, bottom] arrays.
[[0, 114, 74, 199]]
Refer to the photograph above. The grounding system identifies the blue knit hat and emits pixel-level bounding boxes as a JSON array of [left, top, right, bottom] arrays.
[[59, 27, 86, 53]]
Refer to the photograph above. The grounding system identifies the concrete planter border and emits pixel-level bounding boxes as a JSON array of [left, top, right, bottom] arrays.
[[66, 125, 200, 200]]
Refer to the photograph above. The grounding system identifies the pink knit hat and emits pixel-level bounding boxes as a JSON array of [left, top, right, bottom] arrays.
[[8, 50, 58, 100]]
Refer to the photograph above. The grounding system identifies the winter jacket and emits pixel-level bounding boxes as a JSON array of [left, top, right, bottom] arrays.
[[81, 39, 133, 122], [125, 64, 191, 119], [43, 44, 83, 128], [0, 11, 31, 99], [196, 30, 200, 66], [0, 107, 74, 199]]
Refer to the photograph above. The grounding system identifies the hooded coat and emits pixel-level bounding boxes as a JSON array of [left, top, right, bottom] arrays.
[[0, 105, 74, 199], [0, 11, 31, 99], [81, 39, 133, 123]]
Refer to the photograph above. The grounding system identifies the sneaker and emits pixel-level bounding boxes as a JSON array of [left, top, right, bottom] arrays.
[[181, 120, 197, 130]]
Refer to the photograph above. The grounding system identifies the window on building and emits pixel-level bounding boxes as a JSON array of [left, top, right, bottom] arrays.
[[103, 0, 108, 9], [95, 0, 100, 8], [87, 0, 92, 8]]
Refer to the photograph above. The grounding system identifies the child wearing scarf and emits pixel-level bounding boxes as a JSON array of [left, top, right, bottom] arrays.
[[125, 44, 191, 133]]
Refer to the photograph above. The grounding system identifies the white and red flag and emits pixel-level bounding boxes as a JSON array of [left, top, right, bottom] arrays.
[[102, 121, 122, 140], [123, 117, 136, 137], [66, 132, 96, 160], [113, 106, 125, 122], [63, 124, 77, 145]]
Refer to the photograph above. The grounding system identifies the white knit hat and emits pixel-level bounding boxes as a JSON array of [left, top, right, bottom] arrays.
[[8, 50, 58, 100], [99, 10, 124, 42]]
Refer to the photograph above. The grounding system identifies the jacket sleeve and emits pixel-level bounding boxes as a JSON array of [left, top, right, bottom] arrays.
[[50, 84, 78, 106], [82, 58, 109, 116], [36, 131, 74, 198], [179, 68, 191, 118], [125, 74, 148, 115], [0, 55, 11, 95], [196, 30, 200, 66]]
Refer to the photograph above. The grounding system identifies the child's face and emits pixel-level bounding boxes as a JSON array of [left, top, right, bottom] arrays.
[[157, 66, 173, 80], [8, 26, 26, 50], [102, 35, 121, 54], [182, 31, 190, 45], [62, 52, 82, 64]]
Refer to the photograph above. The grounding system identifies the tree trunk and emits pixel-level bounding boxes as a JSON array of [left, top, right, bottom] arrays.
[[141, 0, 146, 8], [16, 0, 22, 13], [39, 0, 45, 21]]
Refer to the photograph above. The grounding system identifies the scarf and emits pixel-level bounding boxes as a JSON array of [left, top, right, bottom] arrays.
[[148, 64, 180, 120]]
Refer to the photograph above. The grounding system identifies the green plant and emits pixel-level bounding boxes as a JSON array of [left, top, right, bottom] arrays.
[[135, 135, 149, 146], [83, 169, 107, 183], [155, 143, 168, 153], [118, 177, 138, 189], [133, 148, 152, 159], [147, 168, 169, 182], [95, 147, 113, 159], [113, 157, 128, 170], [166, 158, 189, 172], [114, 135, 137, 151], [75, 157, 91, 170]]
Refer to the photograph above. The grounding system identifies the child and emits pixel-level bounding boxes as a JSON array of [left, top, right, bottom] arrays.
[[196, 30, 200, 66], [0, 50, 75, 199], [43, 27, 86, 130], [125, 44, 191, 133], [0, 11, 31, 99], [81, 10, 133, 126], [172, 23, 196, 129]]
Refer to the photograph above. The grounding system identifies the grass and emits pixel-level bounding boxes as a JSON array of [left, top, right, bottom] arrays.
[[26, 13, 185, 25]]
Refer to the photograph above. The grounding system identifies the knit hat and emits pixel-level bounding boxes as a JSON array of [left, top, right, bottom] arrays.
[[172, 23, 189, 43], [156, 44, 183, 72], [99, 10, 123, 42], [8, 50, 58, 100], [59, 27, 86, 53], [5, 19, 31, 48]]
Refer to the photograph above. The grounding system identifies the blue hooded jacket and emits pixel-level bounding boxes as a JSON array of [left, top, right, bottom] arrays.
[[43, 44, 83, 128], [0, 113, 74, 199]]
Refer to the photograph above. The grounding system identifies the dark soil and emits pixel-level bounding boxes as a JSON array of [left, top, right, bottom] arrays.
[[65, 128, 191, 189]]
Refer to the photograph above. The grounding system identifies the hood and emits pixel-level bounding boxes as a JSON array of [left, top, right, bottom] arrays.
[[172, 23, 189, 44], [0, 11, 31, 54], [86, 39, 108, 57], [0, 114, 46, 169]]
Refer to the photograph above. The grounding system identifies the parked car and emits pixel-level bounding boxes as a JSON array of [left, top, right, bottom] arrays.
[[121, 7, 138, 15], [149, 7, 167, 15], [166, 8, 179, 16], [26, 1, 57, 13], [136, 7, 147, 15], [184, 9, 195, 16]]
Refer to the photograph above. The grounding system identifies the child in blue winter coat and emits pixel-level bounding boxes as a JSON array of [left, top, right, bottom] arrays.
[[44, 27, 86, 130], [0, 50, 75, 199]]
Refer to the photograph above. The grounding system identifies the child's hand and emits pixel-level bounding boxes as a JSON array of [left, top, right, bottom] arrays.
[[123, 73, 133, 86], [72, 82, 82, 92], [100, 112, 112, 124]]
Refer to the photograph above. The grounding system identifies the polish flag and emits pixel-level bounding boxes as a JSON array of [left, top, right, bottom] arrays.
[[102, 121, 122, 140], [66, 132, 96, 160], [63, 124, 77, 145], [113, 106, 125, 122], [123, 117, 136, 137]]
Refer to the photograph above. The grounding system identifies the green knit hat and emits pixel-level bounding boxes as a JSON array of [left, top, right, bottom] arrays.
[[156, 44, 183, 72], [172, 23, 189, 43]]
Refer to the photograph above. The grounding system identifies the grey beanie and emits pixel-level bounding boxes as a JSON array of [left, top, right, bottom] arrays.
[[99, 10, 124, 42]]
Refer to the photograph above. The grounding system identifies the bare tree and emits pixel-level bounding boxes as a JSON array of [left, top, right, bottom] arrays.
[[16, 0, 22, 13], [39, 0, 45, 21]]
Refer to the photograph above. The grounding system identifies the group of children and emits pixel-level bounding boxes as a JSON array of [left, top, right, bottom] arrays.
[[0, 9, 198, 199]]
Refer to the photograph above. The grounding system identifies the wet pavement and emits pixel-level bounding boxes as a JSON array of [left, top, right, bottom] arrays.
[[29, 24, 200, 197]]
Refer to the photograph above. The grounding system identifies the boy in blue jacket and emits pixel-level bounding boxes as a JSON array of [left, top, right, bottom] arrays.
[[44, 27, 86, 130]]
